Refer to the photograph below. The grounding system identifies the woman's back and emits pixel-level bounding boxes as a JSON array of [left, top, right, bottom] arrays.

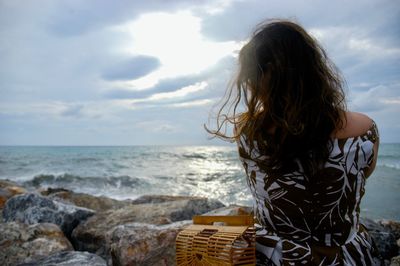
[[206, 19, 381, 265], [237, 112, 380, 265]]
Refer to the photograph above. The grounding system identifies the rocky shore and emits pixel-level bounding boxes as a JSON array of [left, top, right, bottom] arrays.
[[1, 179, 399, 266]]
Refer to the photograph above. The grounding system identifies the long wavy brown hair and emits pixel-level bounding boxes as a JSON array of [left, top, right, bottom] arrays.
[[207, 19, 347, 175]]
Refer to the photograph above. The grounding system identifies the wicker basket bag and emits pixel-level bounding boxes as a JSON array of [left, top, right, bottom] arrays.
[[176, 215, 256, 265]]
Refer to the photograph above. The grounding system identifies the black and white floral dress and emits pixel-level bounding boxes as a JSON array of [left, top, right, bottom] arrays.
[[238, 122, 380, 265]]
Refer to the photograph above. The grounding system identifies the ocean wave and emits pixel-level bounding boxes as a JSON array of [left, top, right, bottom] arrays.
[[378, 154, 400, 160], [377, 163, 400, 170], [24, 173, 148, 189], [181, 153, 207, 160], [71, 157, 101, 163]]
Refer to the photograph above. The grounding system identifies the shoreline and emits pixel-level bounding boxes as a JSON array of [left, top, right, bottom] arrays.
[[1, 144, 398, 222]]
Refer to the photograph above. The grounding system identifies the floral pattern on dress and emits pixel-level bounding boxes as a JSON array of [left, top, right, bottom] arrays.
[[238, 122, 380, 265]]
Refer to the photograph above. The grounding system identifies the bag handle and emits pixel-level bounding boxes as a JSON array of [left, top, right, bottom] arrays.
[[192, 215, 254, 226]]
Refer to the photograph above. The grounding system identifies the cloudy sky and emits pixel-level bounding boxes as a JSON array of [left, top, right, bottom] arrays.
[[0, 0, 399, 145]]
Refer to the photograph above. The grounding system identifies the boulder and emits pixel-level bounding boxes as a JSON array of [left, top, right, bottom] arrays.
[[0, 179, 23, 188], [132, 194, 209, 204], [165, 197, 225, 221], [40, 187, 131, 212], [3, 193, 95, 239], [202, 204, 253, 216], [378, 219, 400, 240], [361, 217, 398, 260], [72, 196, 224, 257], [131, 195, 225, 219], [0, 179, 27, 209], [0, 222, 73, 265], [0, 188, 13, 209], [106, 221, 191, 266], [391, 255, 400, 266], [17, 251, 107, 266]]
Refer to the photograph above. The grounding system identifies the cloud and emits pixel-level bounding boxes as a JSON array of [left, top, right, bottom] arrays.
[[44, 0, 211, 37], [167, 99, 214, 108], [0, 100, 136, 122], [145, 82, 208, 101], [104, 55, 236, 100], [1, 0, 399, 144], [124, 81, 208, 107], [349, 83, 400, 113], [60, 103, 85, 118], [134, 120, 177, 133], [199, 0, 314, 42], [104, 74, 202, 99], [199, 0, 400, 42], [101, 56, 161, 81], [309, 25, 400, 61]]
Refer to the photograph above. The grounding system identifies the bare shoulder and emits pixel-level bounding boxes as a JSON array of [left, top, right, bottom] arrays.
[[334, 111, 374, 139]]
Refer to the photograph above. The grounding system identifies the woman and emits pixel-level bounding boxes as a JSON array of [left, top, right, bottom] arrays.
[[208, 20, 380, 265]]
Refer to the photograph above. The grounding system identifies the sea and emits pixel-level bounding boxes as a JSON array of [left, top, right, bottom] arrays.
[[0, 144, 398, 220]]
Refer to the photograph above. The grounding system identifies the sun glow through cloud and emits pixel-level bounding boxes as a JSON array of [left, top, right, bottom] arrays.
[[1, 1, 399, 145], [111, 11, 240, 90], [130, 81, 208, 104]]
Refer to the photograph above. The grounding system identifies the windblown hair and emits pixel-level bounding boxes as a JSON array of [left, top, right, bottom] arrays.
[[207, 20, 346, 175]]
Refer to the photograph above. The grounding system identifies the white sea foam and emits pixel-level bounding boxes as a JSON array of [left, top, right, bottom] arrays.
[[0, 144, 398, 219]]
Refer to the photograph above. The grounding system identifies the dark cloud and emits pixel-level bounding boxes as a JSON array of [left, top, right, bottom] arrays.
[[102, 55, 161, 81], [104, 55, 236, 100], [104, 74, 201, 99], [147, 55, 235, 99]]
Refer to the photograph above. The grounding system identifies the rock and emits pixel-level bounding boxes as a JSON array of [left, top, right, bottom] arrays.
[[132, 194, 206, 204], [0, 179, 27, 209], [3, 185, 26, 195], [378, 219, 400, 240], [391, 255, 400, 266], [0, 187, 27, 208], [0, 180, 27, 222], [361, 217, 398, 260], [0, 188, 12, 208], [131, 195, 225, 220], [17, 251, 107, 266], [0, 179, 23, 188], [39, 187, 70, 195], [40, 187, 131, 212], [72, 196, 224, 257], [165, 197, 225, 221], [0, 222, 73, 265], [3, 193, 95, 239], [202, 204, 253, 216], [106, 221, 191, 266], [71, 203, 176, 256]]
